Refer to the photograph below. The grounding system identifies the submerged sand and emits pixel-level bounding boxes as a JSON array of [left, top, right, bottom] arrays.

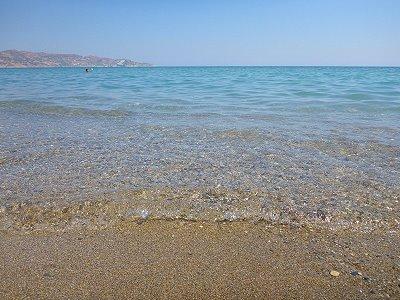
[[0, 221, 399, 299]]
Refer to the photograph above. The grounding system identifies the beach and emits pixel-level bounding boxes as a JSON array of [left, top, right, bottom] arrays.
[[0, 66, 399, 299], [1, 221, 399, 299]]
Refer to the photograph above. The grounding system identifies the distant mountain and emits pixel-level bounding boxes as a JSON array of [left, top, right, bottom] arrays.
[[0, 50, 152, 67]]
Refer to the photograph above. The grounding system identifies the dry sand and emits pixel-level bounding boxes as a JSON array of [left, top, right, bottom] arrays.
[[0, 221, 399, 299]]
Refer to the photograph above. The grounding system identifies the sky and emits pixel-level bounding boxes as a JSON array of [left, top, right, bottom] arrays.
[[0, 0, 399, 66]]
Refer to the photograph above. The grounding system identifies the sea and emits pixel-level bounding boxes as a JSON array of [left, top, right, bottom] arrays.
[[0, 66, 399, 231]]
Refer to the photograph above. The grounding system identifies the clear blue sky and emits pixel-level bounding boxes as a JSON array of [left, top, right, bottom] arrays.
[[1, 0, 399, 66]]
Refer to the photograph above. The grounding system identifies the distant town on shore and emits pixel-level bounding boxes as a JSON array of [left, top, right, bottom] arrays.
[[0, 49, 152, 67]]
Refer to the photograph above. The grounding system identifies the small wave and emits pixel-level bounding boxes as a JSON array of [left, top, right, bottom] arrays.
[[0, 100, 130, 117], [1, 187, 398, 233], [342, 93, 374, 101]]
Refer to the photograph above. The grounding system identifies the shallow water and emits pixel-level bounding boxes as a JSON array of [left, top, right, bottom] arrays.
[[0, 67, 399, 231]]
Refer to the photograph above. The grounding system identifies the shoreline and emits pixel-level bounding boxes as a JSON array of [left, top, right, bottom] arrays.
[[1, 220, 399, 299], [1, 66, 399, 299]]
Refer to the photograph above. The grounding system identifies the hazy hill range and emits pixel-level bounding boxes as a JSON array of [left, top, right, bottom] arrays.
[[0, 50, 152, 67]]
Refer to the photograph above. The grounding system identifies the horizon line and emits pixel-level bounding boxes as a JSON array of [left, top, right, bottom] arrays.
[[1, 65, 399, 68]]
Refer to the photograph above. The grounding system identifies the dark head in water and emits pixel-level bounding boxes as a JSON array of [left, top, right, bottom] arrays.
[[85, 68, 89, 72]]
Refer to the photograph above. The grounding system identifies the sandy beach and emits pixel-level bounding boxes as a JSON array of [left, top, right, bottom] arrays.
[[1, 221, 398, 299], [2, 1, 400, 299]]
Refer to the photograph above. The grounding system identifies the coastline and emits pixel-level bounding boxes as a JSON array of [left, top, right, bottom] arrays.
[[0, 66, 153, 68], [1, 221, 399, 299]]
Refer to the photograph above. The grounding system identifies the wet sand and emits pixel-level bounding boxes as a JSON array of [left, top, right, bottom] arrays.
[[0, 221, 399, 299]]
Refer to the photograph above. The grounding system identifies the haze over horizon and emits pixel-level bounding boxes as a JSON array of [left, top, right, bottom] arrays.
[[1, 0, 399, 66]]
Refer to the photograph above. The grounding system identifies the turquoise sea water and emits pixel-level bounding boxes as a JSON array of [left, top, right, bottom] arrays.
[[0, 67, 399, 231], [1, 67, 400, 118]]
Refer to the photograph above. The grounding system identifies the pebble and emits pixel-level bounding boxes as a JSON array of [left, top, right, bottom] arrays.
[[43, 272, 54, 278], [363, 276, 370, 281], [139, 209, 150, 219], [330, 270, 340, 277], [351, 270, 361, 276]]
